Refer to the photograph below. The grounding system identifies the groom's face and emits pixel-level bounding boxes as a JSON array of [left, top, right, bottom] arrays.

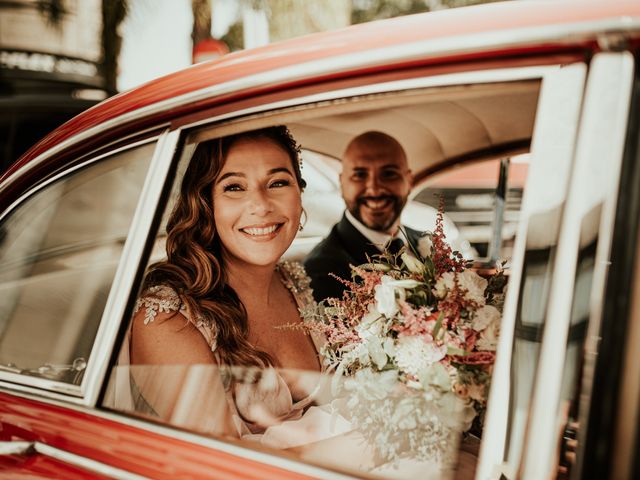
[[340, 134, 412, 234]]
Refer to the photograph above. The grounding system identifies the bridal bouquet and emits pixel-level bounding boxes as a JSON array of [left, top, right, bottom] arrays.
[[301, 209, 505, 466]]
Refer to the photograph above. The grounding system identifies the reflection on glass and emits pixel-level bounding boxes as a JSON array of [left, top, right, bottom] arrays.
[[556, 204, 600, 479], [104, 364, 478, 479], [505, 207, 561, 467], [0, 143, 154, 379]]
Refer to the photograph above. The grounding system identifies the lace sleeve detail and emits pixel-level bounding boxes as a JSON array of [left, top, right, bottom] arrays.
[[278, 261, 315, 309], [134, 285, 186, 325], [134, 285, 219, 352]]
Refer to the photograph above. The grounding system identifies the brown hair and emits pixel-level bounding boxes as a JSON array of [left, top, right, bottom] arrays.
[[143, 126, 304, 367]]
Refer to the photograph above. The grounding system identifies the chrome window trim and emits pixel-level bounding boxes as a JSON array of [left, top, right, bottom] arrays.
[[521, 52, 634, 480], [1, 16, 637, 194], [0, 135, 162, 398], [32, 442, 149, 480], [81, 130, 180, 405], [477, 62, 588, 479], [0, 389, 358, 480]]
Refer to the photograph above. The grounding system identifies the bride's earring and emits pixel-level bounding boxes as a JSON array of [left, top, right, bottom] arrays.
[[299, 208, 307, 232]]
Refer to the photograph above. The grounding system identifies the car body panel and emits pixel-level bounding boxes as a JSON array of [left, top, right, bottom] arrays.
[[0, 392, 319, 479]]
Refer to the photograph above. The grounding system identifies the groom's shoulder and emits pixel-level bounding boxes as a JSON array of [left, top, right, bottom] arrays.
[[305, 223, 343, 264]]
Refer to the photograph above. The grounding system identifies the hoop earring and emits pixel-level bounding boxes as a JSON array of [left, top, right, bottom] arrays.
[[299, 208, 307, 231]]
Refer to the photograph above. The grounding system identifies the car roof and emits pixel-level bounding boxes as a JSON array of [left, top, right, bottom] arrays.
[[2, 0, 640, 184]]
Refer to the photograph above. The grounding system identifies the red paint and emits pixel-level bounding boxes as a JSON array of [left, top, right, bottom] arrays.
[[0, 392, 314, 480]]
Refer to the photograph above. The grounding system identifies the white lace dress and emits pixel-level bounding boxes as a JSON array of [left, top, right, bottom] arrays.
[[104, 262, 452, 477], [104, 261, 333, 441]]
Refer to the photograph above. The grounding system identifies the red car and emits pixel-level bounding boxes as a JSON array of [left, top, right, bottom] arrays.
[[1, 1, 639, 478]]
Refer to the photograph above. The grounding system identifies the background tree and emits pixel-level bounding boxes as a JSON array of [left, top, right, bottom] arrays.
[[192, 0, 212, 48], [352, 0, 501, 24], [101, 0, 129, 95]]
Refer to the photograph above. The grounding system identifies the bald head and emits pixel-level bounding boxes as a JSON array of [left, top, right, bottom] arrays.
[[340, 131, 412, 233], [343, 131, 408, 168]]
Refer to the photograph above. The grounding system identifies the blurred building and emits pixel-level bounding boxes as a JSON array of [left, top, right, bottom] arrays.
[[0, 0, 107, 174]]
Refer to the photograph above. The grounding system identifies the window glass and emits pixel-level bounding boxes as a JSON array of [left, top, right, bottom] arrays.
[[0, 142, 154, 384], [413, 155, 529, 263], [104, 78, 540, 479]]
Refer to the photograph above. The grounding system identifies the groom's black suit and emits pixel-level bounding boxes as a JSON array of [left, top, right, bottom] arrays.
[[304, 214, 423, 302]]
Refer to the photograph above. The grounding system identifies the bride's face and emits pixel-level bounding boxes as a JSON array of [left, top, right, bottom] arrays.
[[213, 136, 302, 268]]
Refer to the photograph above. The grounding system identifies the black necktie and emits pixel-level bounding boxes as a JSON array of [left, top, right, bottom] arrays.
[[387, 238, 404, 255]]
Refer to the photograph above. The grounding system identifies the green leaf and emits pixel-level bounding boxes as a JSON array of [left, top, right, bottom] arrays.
[[432, 312, 444, 339], [447, 346, 472, 356]]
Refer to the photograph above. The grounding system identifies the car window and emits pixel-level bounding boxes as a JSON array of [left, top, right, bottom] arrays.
[[0, 142, 154, 384], [413, 156, 528, 264], [104, 76, 547, 478]]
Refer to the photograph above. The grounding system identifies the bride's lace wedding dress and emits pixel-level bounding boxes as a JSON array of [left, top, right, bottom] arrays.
[[104, 261, 457, 478]]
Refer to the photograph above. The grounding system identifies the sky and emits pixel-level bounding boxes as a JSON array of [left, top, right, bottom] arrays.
[[119, 0, 239, 92], [118, 0, 191, 91], [119, 0, 296, 91]]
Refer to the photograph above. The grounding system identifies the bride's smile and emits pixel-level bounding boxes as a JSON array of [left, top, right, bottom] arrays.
[[239, 222, 284, 240]]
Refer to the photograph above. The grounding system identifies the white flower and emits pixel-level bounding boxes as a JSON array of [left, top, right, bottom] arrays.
[[467, 382, 486, 403], [395, 336, 446, 377], [472, 305, 501, 332], [435, 391, 476, 431], [434, 272, 455, 299], [433, 270, 487, 306], [418, 362, 451, 391], [417, 234, 433, 258], [374, 275, 420, 318], [476, 321, 499, 351], [401, 252, 424, 274], [391, 398, 418, 430], [354, 305, 390, 369], [459, 270, 488, 305], [367, 338, 388, 369], [356, 306, 384, 340]]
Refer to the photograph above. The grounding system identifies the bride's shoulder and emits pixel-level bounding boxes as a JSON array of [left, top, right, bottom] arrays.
[[278, 261, 314, 305], [133, 284, 218, 352], [134, 284, 185, 325]]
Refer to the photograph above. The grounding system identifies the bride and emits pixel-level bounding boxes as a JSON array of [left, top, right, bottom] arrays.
[[106, 125, 473, 478], [118, 125, 331, 436]]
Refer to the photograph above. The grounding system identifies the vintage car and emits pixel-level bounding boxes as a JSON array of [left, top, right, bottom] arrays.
[[1, 0, 639, 478]]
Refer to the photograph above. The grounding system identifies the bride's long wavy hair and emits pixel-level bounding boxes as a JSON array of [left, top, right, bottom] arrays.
[[143, 126, 305, 367]]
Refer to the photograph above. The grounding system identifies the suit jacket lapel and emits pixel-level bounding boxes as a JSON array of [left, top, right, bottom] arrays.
[[335, 214, 381, 266], [404, 226, 424, 254]]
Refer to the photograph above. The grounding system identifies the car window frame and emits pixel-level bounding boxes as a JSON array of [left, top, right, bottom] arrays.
[[478, 61, 589, 479], [0, 130, 178, 405], [97, 65, 559, 468]]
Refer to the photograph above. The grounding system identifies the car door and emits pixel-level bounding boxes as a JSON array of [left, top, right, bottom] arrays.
[[478, 50, 638, 480]]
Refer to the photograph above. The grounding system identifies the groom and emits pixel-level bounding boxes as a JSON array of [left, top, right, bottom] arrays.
[[304, 131, 423, 302]]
